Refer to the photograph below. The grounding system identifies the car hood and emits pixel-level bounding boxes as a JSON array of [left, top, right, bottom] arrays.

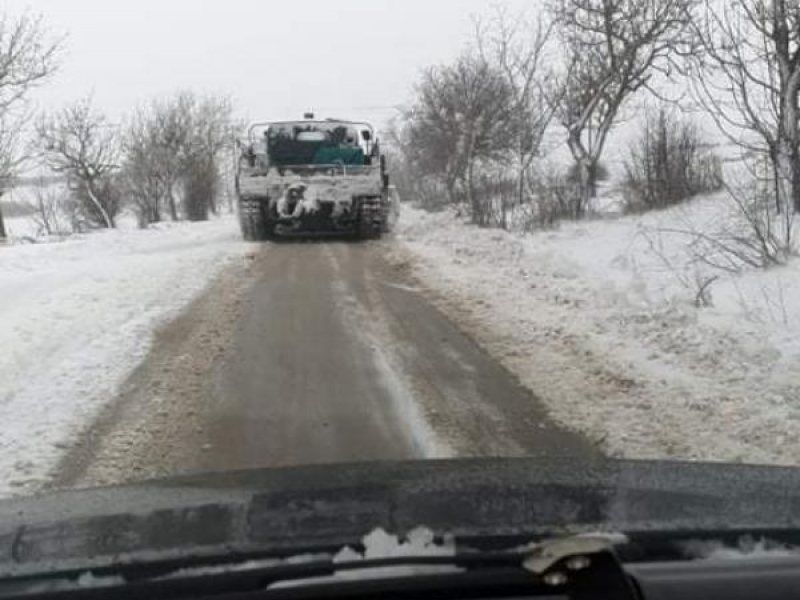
[[1, 457, 799, 575]]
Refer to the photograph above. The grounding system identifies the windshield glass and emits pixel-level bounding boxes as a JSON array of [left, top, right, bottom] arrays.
[[0, 0, 798, 565]]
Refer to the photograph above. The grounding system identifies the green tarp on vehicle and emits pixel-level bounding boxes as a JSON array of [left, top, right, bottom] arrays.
[[313, 145, 365, 166]]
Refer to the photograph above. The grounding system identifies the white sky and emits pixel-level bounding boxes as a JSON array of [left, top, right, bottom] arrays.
[[7, 0, 532, 128]]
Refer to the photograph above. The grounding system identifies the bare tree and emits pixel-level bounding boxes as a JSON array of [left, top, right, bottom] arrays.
[[181, 95, 233, 221], [120, 92, 195, 224], [384, 121, 449, 210], [37, 96, 121, 228], [691, 0, 800, 214], [550, 0, 696, 213], [151, 93, 194, 221], [0, 112, 29, 237], [624, 105, 722, 212], [121, 92, 233, 225], [404, 52, 514, 224], [475, 8, 558, 210], [0, 11, 62, 240], [121, 106, 168, 227]]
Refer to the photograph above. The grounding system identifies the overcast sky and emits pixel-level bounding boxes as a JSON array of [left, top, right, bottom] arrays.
[[6, 0, 531, 128]]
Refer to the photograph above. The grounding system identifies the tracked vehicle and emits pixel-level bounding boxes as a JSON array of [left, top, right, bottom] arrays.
[[236, 116, 394, 240]]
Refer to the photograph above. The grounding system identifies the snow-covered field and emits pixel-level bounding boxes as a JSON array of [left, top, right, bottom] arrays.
[[0, 214, 249, 497], [396, 197, 800, 466], [2, 215, 40, 240]]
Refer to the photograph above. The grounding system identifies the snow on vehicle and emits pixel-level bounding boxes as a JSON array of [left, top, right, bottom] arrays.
[[236, 116, 394, 240]]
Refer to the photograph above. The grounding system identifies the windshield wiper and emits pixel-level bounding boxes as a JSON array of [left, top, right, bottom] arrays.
[[0, 535, 637, 600]]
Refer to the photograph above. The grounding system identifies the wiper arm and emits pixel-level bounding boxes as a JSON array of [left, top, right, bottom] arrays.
[[0, 535, 638, 600]]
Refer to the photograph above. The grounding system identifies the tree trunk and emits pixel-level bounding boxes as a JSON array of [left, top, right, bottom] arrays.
[[769, 146, 781, 213], [793, 146, 800, 213], [787, 69, 800, 212], [587, 160, 599, 199], [777, 137, 795, 214], [86, 184, 114, 228], [577, 157, 592, 218], [208, 185, 218, 215], [167, 189, 178, 221], [467, 162, 481, 225], [86, 190, 111, 228], [445, 170, 459, 206], [567, 130, 592, 217], [0, 200, 6, 240], [501, 203, 507, 230]]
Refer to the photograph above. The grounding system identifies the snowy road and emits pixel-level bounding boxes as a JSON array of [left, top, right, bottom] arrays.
[[53, 240, 597, 488], [0, 216, 249, 497]]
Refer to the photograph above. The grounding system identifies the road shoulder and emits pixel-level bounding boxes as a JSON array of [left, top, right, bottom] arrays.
[[48, 252, 258, 490]]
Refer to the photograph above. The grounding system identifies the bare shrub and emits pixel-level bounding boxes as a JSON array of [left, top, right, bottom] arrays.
[[474, 169, 517, 229], [638, 168, 794, 311], [29, 177, 67, 235], [694, 182, 795, 271], [525, 166, 583, 230], [382, 142, 447, 211], [182, 157, 218, 222], [657, 173, 795, 277], [623, 107, 723, 213], [639, 227, 719, 307]]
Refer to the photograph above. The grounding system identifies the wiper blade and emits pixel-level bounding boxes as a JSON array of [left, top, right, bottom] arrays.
[[0, 535, 638, 600]]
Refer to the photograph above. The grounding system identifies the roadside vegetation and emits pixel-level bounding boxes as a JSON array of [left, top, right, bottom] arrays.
[[387, 0, 800, 462], [1, 0, 798, 282], [0, 10, 235, 240], [393, 0, 799, 281]]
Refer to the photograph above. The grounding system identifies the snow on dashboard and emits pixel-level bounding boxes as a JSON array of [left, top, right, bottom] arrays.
[[271, 528, 459, 588], [683, 537, 800, 561], [336, 527, 456, 562]]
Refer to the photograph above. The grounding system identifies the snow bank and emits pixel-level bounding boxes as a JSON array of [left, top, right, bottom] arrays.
[[0, 216, 249, 497], [396, 198, 800, 465]]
